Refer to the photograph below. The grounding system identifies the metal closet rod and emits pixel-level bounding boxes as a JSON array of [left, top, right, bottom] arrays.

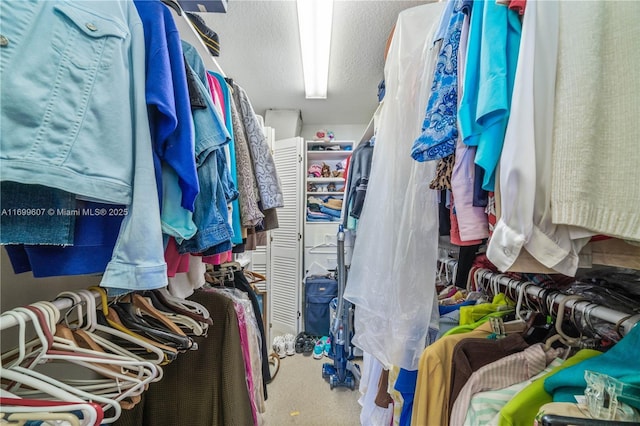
[[0, 289, 101, 332], [472, 267, 640, 338]]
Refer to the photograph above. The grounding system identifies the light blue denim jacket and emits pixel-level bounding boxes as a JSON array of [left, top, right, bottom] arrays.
[[177, 43, 233, 254], [0, 0, 167, 291]]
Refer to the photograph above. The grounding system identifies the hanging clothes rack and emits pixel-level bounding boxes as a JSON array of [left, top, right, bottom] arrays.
[[438, 258, 640, 338], [0, 290, 101, 331]]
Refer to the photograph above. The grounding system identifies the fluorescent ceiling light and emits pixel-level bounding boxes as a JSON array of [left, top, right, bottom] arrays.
[[296, 0, 333, 99]]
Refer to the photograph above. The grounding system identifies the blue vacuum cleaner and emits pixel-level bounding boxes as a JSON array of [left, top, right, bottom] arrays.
[[322, 225, 361, 390]]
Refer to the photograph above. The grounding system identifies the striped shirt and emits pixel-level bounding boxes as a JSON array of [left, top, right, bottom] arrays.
[[450, 344, 562, 426], [464, 358, 564, 425]]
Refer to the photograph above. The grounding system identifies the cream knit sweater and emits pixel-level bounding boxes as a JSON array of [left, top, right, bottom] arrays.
[[551, 1, 640, 242]]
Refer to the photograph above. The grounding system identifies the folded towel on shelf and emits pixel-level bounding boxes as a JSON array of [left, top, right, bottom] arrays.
[[308, 196, 327, 205], [307, 208, 339, 222], [320, 205, 342, 218]]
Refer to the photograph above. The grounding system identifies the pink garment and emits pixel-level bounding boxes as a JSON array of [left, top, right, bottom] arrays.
[[164, 237, 190, 277], [233, 301, 258, 425], [450, 141, 490, 242], [307, 163, 322, 177], [509, 0, 527, 15], [202, 250, 231, 265], [206, 73, 226, 121], [450, 194, 484, 247]]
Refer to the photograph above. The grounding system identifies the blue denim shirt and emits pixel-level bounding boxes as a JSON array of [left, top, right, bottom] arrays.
[[177, 44, 233, 254], [0, 0, 167, 291]]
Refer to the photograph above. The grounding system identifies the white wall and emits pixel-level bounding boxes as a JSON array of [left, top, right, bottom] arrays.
[[301, 124, 368, 142]]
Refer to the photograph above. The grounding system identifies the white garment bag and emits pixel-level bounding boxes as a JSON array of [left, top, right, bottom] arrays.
[[344, 2, 445, 371]]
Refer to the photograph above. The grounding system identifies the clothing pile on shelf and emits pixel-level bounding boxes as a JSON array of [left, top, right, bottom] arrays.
[[307, 196, 343, 222], [0, 0, 283, 295]]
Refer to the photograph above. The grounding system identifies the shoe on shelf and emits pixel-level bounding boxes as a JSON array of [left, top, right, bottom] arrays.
[[283, 333, 296, 356], [313, 340, 324, 359], [323, 337, 332, 357], [272, 335, 286, 359]]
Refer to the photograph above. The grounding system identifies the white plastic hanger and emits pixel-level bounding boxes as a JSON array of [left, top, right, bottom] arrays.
[[157, 288, 211, 320], [0, 369, 85, 404], [308, 241, 337, 253], [515, 281, 533, 321], [544, 295, 587, 352], [5, 305, 155, 419], [162, 312, 206, 336], [13, 304, 157, 383]]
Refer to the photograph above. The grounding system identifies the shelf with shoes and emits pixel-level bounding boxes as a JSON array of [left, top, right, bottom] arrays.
[[305, 140, 353, 226]]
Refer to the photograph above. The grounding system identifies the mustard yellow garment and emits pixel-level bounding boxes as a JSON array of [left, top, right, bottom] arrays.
[[411, 322, 493, 426], [412, 319, 530, 426]]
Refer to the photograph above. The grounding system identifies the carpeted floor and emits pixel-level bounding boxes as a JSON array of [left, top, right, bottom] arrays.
[[263, 352, 362, 425]]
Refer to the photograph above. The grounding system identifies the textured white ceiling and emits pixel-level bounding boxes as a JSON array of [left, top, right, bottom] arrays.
[[200, 0, 429, 125]]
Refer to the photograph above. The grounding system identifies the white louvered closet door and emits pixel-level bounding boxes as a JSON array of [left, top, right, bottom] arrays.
[[270, 137, 303, 336]]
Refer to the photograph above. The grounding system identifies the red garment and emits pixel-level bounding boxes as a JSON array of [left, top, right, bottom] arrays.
[[509, 0, 526, 15], [165, 237, 190, 277], [486, 192, 497, 237], [589, 235, 612, 242], [202, 250, 231, 265], [344, 154, 352, 183]]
